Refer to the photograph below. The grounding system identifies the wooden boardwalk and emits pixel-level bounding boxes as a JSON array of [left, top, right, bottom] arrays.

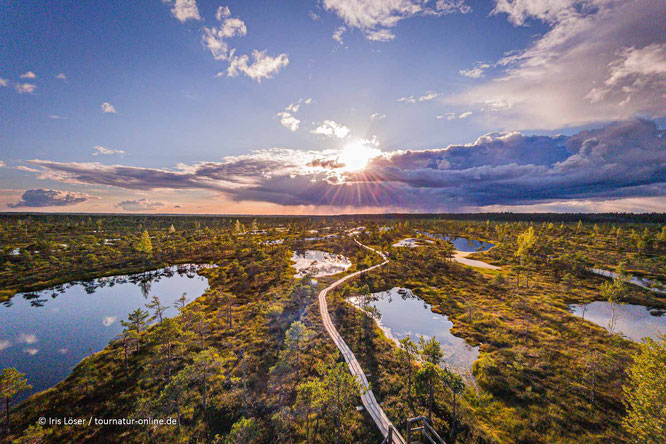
[[317, 239, 406, 444]]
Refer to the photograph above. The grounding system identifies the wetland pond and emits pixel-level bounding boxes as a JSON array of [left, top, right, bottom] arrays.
[[291, 250, 352, 278], [0, 265, 210, 401], [416, 232, 495, 252], [349, 287, 479, 377], [570, 302, 666, 342]]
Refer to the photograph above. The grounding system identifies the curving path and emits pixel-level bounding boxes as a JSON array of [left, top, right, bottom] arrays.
[[453, 251, 500, 270], [318, 238, 406, 444]]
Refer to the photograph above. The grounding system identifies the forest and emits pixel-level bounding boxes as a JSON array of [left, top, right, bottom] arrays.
[[1, 213, 665, 443]]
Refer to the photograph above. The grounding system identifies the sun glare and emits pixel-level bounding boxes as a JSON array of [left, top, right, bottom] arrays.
[[337, 140, 381, 172]]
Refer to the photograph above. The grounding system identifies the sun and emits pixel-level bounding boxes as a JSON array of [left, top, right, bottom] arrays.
[[337, 140, 381, 172]]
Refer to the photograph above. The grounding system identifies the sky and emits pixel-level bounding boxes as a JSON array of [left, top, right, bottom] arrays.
[[0, 0, 664, 214]]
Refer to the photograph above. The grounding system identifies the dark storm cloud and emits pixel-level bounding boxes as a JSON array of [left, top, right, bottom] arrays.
[[8, 189, 90, 208], [23, 119, 666, 210], [354, 119, 666, 206]]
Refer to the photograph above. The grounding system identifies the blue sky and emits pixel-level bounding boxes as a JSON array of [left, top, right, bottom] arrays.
[[1, 0, 664, 213]]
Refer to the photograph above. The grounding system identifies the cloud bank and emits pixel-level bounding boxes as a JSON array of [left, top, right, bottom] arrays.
[[19, 120, 665, 211], [8, 189, 90, 208], [452, 0, 666, 129]]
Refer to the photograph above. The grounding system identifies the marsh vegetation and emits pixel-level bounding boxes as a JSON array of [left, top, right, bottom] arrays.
[[1, 213, 665, 443]]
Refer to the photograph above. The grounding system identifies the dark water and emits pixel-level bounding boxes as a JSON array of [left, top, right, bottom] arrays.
[[350, 287, 479, 375], [570, 302, 666, 341], [0, 265, 209, 401], [416, 231, 495, 252]]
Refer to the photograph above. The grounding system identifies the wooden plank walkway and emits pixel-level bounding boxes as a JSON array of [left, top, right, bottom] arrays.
[[317, 238, 406, 444]]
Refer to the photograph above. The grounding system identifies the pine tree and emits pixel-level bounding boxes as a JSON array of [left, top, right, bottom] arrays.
[[135, 230, 153, 259], [416, 336, 444, 423], [399, 335, 418, 409], [121, 308, 150, 352], [285, 321, 314, 377], [0, 368, 32, 435], [622, 336, 666, 443], [146, 295, 168, 323], [322, 363, 363, 444]]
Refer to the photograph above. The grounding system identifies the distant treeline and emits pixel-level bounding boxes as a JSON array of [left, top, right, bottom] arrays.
[[2, 211, 665, 225]]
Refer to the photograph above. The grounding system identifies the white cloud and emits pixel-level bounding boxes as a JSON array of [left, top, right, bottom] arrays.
[[323, 0, 469, 42], [309, 11, 321, 21], [492, 0, 578, 26], [201, 9, 246, 60], [115, 199, 166, 211], [286, 103, 300, 113], [101, 102, 116, 113], [333, 26, 346, 44], [49, 114, 67, 119], [20, 71, 36, 79], [93, 145, 125, 156], [102, 316, 117, 327], [0, 78, 8, 87], [459, 63, 490, 78], [216, 5, 231, 21], [437, 111, 471, 120], [398, 92, 439, 103], [0, 340, 9, 351], [227, 50, 289, 82], [201, 6, 247, 60], [202, 27, 231, 61], [23, 348, 39, 356], [370, 113, 386, 120], [197, 5, 289, 82], [275, 112, 301, 131], [453, 0, 666, 129], [436, 0, 471, 14], [18, 333, 38, 344], [586, 43, 666, 105], [419, 92, 439, 101], [311, 120, 350, 138], [55, 73, 67, 81], [284, 98, 312, 113], [365, 28, 395, 42], [15, 83, 36, 94], [219, 17, 247, 38], [168, 0, 200, 22], [276, 98, 312, 131], [0, 161, 5, 167]]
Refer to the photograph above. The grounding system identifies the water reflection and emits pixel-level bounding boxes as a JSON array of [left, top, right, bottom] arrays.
[[416, 231, 495, 252], [0, 265, 210, 401], [570, 301, 666, 341], [391, 238, 434, 247], [349, 287, 479, 378], [291, 250, 352, 278]]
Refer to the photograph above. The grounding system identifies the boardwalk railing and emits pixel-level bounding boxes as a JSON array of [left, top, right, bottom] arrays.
[[317, 238, 406, 444], [406, 417, 446, 444]]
